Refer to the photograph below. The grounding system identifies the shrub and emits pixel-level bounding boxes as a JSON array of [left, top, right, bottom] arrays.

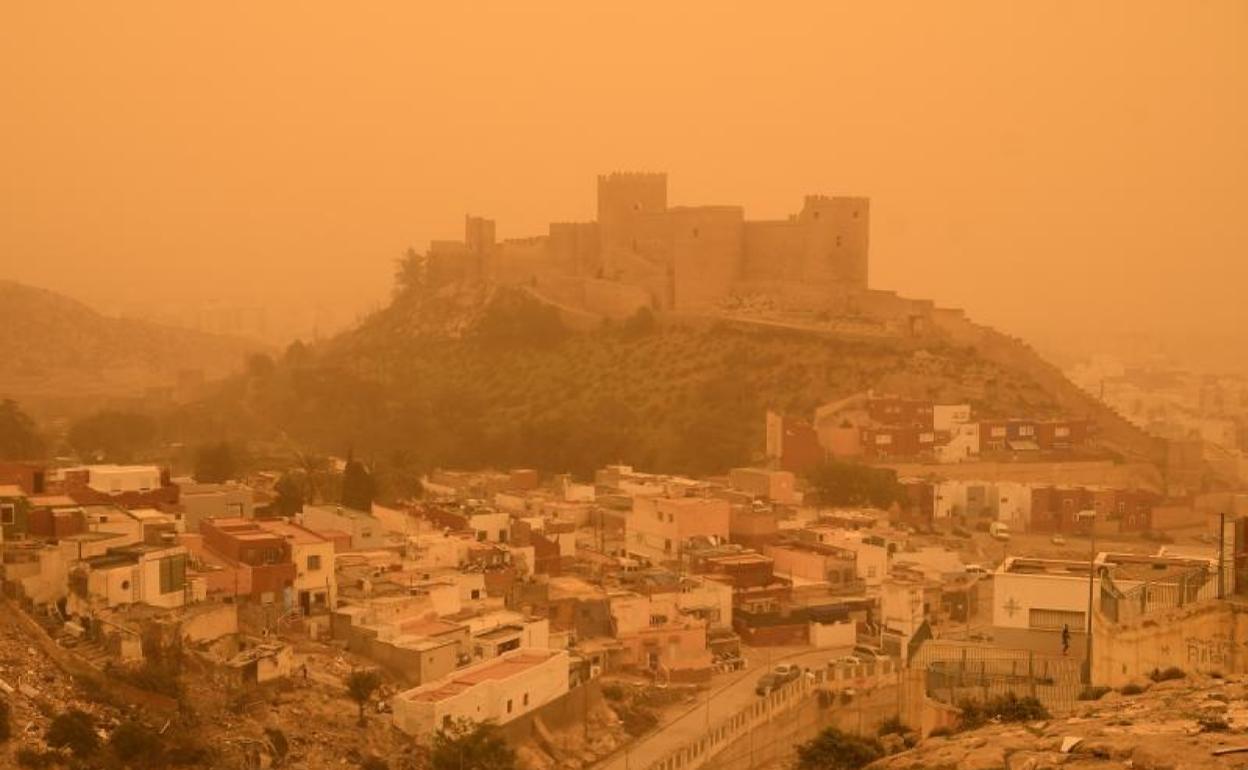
[[1198, 716, 1230, 733], [1149, 667, 1185, 682], [618, 704, 659, 737], [796, 728, 883, 770], [1077, 686, 1111, 701], [927, 725, 954, 738], [876, 716, 908, 737], [601, 683, 626, 701], [0, 697, 10, 743], [1119, 683, 1147, 696], [360, 758, 389, 770], [46, 709, 99, 758], [957, 693, 1049, 730], [111, 720, 161, 763]]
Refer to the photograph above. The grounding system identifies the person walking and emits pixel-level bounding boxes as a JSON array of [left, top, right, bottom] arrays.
[[1061, 624, 1071, 656]]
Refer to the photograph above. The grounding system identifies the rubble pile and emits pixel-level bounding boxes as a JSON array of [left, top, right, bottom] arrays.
[[0, 611, 126, 751], [870, 674, 1248, 770]]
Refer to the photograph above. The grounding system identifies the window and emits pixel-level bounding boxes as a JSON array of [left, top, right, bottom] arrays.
[[477, 531, 487, 542], [506, 699, 513, 714], [443, 715, 453, 728], [307, 554, 321, 571], [523, 693, 530, 706], [991, 427, 1006, 438], [0, 504, 14, 525], [875, 434, 893, 445], [919, 433, 935, 443], [650, 614, 668, 626], [1019, 425, 1035, 437], [158, 554, 187, 594], [471, 589, 481, 600], [655, 511, 663, 521], [1055, 426, 1071, 438], [867, 565, 877, 578], [664, 538, 673, 553], [1028, 608, 1085, 630]]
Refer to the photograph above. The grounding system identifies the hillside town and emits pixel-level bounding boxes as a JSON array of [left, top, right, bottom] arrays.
[[1, 387, 1244, 768]]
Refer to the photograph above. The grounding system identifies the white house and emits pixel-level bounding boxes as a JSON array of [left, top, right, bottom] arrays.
[[992, 557, 1093, 654], [257, 519, 337, 614], [69, 543, 195, 614], [392, 648, 570, 738]]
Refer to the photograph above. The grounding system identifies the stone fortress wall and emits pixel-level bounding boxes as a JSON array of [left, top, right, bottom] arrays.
[[427, 173, 881, 320]]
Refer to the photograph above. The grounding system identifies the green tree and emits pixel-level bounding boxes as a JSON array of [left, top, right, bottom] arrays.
[[796, 727, 882, 770], [341, 454, 375, 512], [394, 247, 428, 297], [0, 400, 44, 460], [46, 709, 99, 758], [294, 452, 332, 504], [273, 473, 305, 515], [346, 669, 382, 727], [193, 441, 244, 483], [67, 410, 157, 463], [431, 718, 517, 770], [805, 460, 904, 508]]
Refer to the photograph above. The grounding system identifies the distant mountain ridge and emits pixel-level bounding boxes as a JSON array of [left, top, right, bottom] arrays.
[[0, 280, 266, 402]]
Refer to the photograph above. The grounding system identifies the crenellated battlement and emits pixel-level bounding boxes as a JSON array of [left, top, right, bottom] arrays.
[[427, 173, 870, 315]]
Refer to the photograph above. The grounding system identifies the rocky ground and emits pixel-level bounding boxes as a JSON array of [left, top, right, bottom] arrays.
[[870, 674, 1248, 770]]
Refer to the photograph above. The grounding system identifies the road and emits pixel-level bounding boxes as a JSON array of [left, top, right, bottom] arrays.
[[594, 645, 851, 770]]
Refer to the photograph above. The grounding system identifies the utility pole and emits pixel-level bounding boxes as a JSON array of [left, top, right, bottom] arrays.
[[1082, 511, 1096, 685], [1219, 513, 1226, 599]]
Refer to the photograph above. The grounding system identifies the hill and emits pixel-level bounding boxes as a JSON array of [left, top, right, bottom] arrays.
[[867, 673, 1245, 770], [0, 281, 266, 405], [168, 283, 1081, 479]]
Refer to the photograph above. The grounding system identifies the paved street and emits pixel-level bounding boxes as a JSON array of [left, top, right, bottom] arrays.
[[594, 645, 853, 770]]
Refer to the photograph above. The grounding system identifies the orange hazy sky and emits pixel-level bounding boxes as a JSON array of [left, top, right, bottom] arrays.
[[2, 2, 1245, 349]]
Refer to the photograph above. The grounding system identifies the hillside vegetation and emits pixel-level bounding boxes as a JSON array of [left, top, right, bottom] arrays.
[[168, 284, 1062, 478], [0, 281, 265, 404]]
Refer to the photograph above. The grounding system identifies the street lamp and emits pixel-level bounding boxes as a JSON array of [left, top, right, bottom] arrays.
[[1076, 509, 1097, 684]]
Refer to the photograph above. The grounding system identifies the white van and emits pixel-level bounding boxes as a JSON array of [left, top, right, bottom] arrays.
[[989, 522, 1011, 541]]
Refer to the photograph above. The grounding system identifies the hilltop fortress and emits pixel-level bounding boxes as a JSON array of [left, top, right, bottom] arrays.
[[426, 173, 927, 323]]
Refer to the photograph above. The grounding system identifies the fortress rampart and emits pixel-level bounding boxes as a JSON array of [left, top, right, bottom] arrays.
[[427, 173, 871, 317]]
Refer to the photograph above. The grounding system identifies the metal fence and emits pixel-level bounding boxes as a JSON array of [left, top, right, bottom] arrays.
[[913, 642, 1080, 714], [1099, 566, 1216, 625]]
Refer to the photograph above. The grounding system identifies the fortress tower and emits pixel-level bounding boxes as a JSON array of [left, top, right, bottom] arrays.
[[427, 173, 871, 317], [597, 172, 668, 260]]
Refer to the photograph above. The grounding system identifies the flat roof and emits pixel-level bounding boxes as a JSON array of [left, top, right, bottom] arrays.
[[400, 650, 560, 703], [256, 520, 327, 545], [0, 485, 24, 497]]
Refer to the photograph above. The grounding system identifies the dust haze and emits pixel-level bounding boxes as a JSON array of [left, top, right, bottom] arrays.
[[3, 2, 1245, 364]]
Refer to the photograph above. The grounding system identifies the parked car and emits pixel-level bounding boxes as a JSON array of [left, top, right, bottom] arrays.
[[831, 655, 861, 667], [965, 563, 988, 574], [853, 646, 886, 661], [755, 672, 782, 696], [773, 663, 802, 680]]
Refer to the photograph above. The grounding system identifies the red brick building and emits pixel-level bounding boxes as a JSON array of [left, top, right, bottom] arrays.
[[199, 518, 296, 601]]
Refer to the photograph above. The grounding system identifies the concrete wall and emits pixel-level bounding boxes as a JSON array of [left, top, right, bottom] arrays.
[[1092, 599, 1248, 688]]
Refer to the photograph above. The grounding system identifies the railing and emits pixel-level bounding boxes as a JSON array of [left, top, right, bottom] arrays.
[[1100, 566, 1216, 625], [638, 659, 899, 770], [913, 642, 1080, 714]]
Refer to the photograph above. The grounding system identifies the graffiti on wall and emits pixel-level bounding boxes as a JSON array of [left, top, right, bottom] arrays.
[[1184, 634, 1236, 668]]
